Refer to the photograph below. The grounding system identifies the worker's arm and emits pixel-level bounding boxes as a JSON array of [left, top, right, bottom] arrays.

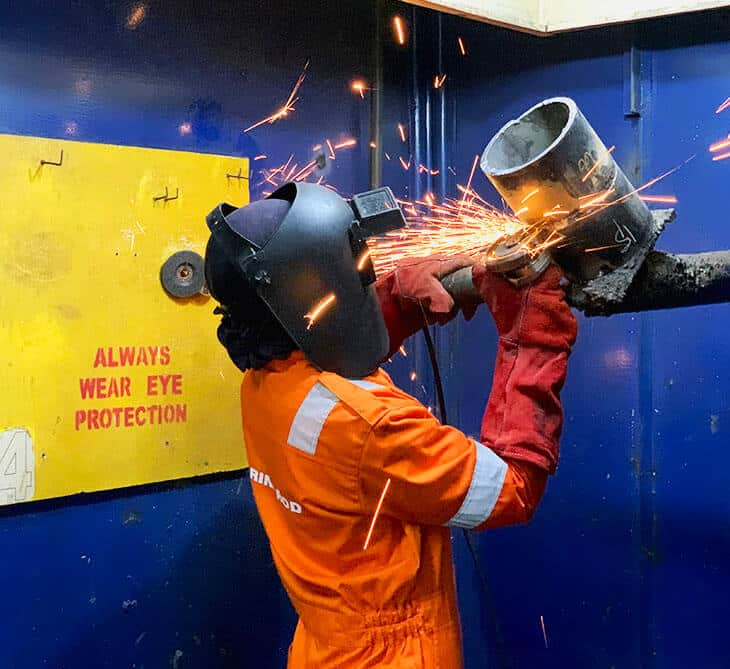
[[473, 264, 577, 474], [359, 265, 576, 530], [474, 264, 577, 527], [358, 402, 548, 529], [375, 256, 476, 359]]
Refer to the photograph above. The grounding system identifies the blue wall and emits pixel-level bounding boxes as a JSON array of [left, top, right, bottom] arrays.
[[2, 2, 730, 667], [0, 2, 369, 667], [415, 8, 730, 669]]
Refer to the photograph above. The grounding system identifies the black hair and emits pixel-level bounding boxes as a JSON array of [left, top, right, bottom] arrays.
[[215, 299, 298, 372], [206, 232, 297, 372]]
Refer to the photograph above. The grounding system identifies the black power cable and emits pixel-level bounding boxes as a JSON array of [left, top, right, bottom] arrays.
[[420, 325, 512, 669]]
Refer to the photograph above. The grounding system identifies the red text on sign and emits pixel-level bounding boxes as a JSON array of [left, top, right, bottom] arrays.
[[146, 374, 183, 396], [74, 404, 187, 430], [79, 376, 132, 399], [93, 346, 171, 368]]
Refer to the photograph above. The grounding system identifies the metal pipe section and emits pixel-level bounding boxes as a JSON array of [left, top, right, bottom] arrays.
[[480, 97, 660, 303], [440, 251, 730, 316]]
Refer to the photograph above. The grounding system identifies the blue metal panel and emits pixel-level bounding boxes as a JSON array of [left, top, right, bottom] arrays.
[[642, 20, 730, 668], [0, 2, 373, 667], [402, 7, 730, 668], [0, 477, 296, 668]]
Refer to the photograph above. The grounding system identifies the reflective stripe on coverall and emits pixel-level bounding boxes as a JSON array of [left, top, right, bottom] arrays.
[[242, 351, 543, 668]]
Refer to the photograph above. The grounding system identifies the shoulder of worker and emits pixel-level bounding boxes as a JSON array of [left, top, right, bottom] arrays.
[[241, 353, 429, 430], [317, 367, 422, 427]]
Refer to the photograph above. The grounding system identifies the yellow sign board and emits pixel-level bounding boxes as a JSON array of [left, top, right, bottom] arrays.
[[0, 134, 250, 505]]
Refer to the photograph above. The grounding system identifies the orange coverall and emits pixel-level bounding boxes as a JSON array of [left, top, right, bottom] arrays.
[[242, 265, 576, 667]]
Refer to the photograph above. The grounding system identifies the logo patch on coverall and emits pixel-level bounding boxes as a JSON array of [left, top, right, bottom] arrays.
[[249, 468, 303, 514]]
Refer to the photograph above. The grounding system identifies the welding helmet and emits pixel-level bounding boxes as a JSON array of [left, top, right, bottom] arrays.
[[205, 181, 405, 378]]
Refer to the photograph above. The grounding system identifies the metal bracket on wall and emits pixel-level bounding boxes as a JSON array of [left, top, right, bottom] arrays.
[[226, 167, 249, 181], [153, 186, 180, 202], [40, 149, 64, 167]]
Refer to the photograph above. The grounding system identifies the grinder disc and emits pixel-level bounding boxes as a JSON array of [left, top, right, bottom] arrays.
[[484, 236, 551, 287], [160, 250, 206, 298]]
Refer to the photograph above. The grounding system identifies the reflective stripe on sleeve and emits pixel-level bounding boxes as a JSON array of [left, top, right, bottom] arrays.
[[287, 382, 340, 455], [446, 440, 508, 529]]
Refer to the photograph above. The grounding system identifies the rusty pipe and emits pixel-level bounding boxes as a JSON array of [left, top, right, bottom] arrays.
[[441, 250, 730, 316]]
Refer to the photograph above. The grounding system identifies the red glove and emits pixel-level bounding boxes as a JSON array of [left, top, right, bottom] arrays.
[[472, 264, 578, 473], [375, 256, 476, 358]]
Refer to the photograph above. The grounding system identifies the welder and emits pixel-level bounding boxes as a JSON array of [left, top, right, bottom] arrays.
[[203, 181, 577, 668]]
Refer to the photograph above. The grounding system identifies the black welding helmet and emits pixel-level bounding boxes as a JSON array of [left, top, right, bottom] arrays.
[[205, 181, 405, 378]]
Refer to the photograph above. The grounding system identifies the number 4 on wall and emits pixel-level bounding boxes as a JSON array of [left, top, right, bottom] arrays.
[[0, 429, 34, 505]]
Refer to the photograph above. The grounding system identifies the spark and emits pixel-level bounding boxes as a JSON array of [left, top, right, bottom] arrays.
[[457, 37, 467, 56], [126, 3, 146, 30], [716, 97, 730, 114], [363, 478, 392, 550], [581, 145, 615, 183], [520, 188, 540, 204], [304, 293, 336, 330], [178, 122, 192, 136], [259, 155, 293, 187], [584, 243, 624, 253], [369, 189, 525, 276], [258, 152, 308, 189], [291, 160, 318, 181], [356, 249, 372, 270], [459, 154, 480, 211], [334, 138, 357, 149], [312, 144, 322, 151], [514, 206, 529, 217], [398, 123, 407, 142], [399, 156, 412, 171], [244, 61, 309, 132], [576, 161, 687, 222], [393, 16, 406, 45], [709, 136, 730, 152], [368, 152, 689, 278], [409, 371, 417, 381], [384, 152, 392, 161], [540, 615, 549, 649], [254, 154, 267, 161], [712, 150, 730, 162], [578, 188, 615, 209], [447, 166, 457, 175], [326, 139, 336, 159], [399, 345, 407, 357], [433, 74, 447, 89], [369, 141, 377, 148], [640, 195, 678, 204], [418, 164, 440, 175], [351, 79, 368, 99]]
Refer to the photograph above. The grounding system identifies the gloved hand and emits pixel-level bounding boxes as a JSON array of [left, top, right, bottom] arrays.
[[375, 256, 477, 359], [472, 264, 578, 473]]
